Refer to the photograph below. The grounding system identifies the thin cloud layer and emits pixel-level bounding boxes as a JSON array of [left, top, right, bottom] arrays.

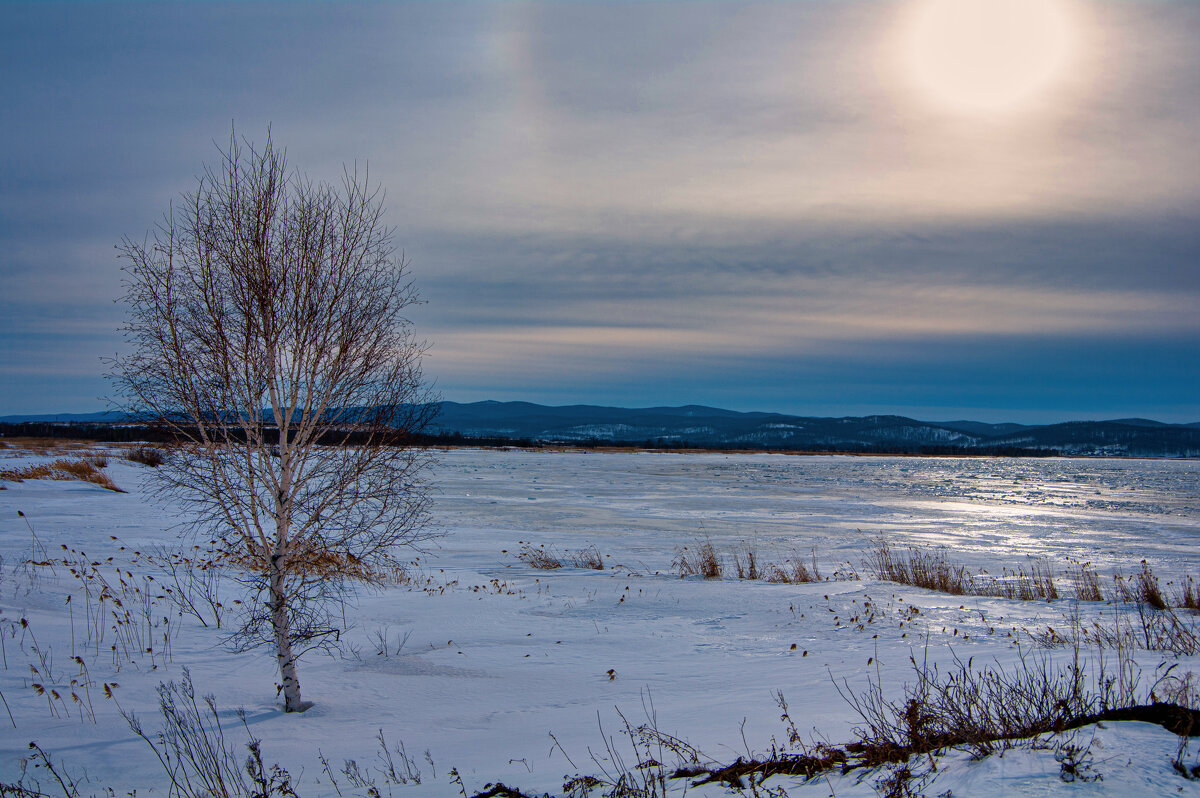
[[0, 2, 1196, 420]]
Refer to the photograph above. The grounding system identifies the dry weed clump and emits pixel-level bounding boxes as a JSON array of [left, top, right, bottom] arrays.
[[673, 540, 723, 579], [0, 458, 124, 492], [1068, 561, 1105, 602], [1134, 561, 1168, 610], [120, 669, 299, 797], [516, 544, 563, 569], [996, 560, 1059, 601], [1112, 561, 1175, 611], [732, 543, 760, 580], [866, 539, 1068, 603], [865, 539, 975, 595], [674, 540, 832, 583], [0, 463, 53, 482], [764, 549, 823, 584], [1178, 576, 1199, 612], [515, 543, 606, 570], [568, 545, 605, 570], [125, 445, 166, 467]]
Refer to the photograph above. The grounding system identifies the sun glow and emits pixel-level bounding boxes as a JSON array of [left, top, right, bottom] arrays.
[[903, 0, 1076, 114]]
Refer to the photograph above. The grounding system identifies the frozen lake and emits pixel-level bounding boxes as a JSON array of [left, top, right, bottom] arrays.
[[432, 449, 1200, 580], [1, 445, 1198, 796]]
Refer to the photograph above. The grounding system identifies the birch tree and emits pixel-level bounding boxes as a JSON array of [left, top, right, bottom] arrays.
[[112, 131, 435, 712]]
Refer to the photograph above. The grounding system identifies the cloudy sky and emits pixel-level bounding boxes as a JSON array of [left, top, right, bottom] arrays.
[[2, 1, 1197, 422]]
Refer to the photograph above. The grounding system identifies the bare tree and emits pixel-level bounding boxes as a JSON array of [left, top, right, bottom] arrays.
[[112, 130, 436, 712]]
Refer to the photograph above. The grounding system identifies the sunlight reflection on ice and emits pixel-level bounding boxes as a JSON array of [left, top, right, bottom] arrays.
[[432, 451, 1200, 580]]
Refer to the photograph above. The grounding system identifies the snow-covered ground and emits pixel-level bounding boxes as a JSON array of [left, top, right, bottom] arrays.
[[1, 446, 1198, 796]]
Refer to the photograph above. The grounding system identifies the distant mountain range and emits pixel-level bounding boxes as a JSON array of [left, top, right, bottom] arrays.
[[4, 402, 1199, 457], [425, 401, 1200, 457]]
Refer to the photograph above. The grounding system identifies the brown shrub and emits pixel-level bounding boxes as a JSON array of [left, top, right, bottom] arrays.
[[126, 445, 166, 467]]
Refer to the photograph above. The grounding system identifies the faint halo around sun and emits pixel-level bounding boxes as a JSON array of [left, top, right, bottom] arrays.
[[902, 0, 1077, 114]]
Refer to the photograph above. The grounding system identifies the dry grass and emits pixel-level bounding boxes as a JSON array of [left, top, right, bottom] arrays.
[[516, 543, 606, 570], [996, 560, 1059, 601], [865, 539, 976, 595], [1178, 576, 1199, 612], [674, 539, 723, 579], [1135, 561, 1168, 610], [126, 445, 166, 467], [1033, 596, 1200, 657], [0, 437, 98, 455], [764, 548, 823, 584], [1113, 561, 1171, 610], [866, 539, 1065, 603], [732, 543, 761, 581], [568, 544, 605, 570], [0, 458, 124, 492], [1068, 562, 1105, 602], [516, 544, 562, 569], [679, 540, 828, 583]]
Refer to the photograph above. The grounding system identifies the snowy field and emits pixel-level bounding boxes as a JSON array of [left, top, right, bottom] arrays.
[[1, 445, 1199, 796]]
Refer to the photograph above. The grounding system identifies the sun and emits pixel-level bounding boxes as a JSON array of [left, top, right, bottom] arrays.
[[903, 0, 1076, 114]]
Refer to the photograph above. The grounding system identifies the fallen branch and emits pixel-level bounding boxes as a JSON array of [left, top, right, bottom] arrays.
[[672, 702, 1199, 789]]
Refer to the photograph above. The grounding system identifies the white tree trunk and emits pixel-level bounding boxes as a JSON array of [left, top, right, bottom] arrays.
[[270, 436, 305, 712], [269, 550, 304, 712]]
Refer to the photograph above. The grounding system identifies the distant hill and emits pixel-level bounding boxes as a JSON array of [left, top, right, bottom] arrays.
[[4, 402, 1199, 457], [427, 401, 1200, 458], [0, 411, 131, 424], [936, 420, 1033, 437]]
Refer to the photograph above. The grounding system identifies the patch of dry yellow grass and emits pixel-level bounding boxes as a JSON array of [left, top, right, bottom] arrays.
[[0, 458, 125, 492]]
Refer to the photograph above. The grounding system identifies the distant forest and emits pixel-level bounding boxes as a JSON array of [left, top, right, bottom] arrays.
[[0, 421, 1060, 457]]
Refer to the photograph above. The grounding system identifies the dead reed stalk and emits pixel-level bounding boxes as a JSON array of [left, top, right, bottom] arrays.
[[1178, 576, 1199, 612], [674, 540, 723, 579], [764, 548, 823, 584], [733, 543, 760, 580], [516, 544, 563, 570], [1135, 561, 1168, 610], [865, 539, 975, 595], [1068, 562, 1105, 602], [568, 545, 605, 570], [516, 543, 606, 570]]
